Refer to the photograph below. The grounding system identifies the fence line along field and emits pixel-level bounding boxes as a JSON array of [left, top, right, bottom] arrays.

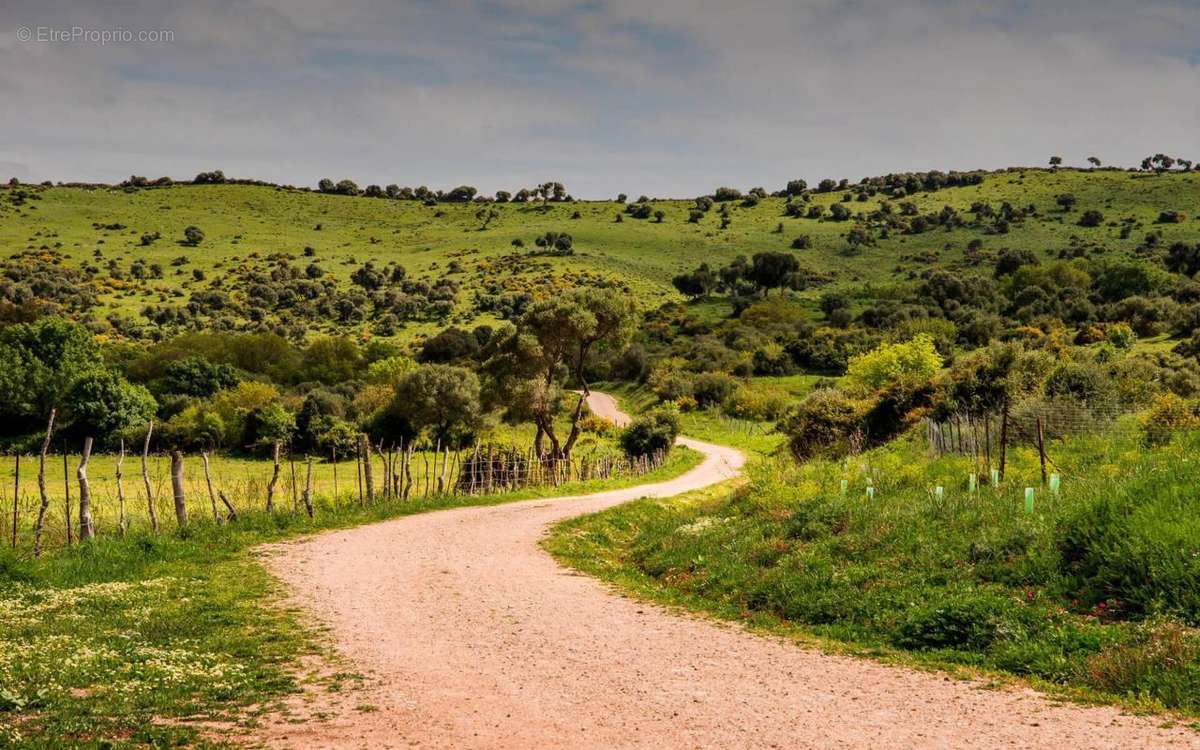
[[0, 439, 669, 554]]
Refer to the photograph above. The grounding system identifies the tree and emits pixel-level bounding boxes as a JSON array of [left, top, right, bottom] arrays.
[[317, 178, 335, 193], [1056, 193, 1077, 211], [672, 263, 717, 300], [785, 179, 808, 197], [1078, 209, 1104, 227], [1049, 156, 1063, 167], [391, 364, 482, 446], [746, 251, 800, 296], [490, 289, 637, 458], [159, 357, 239, 397], [1087, 156, 1102, 168], [419, 326, 480, 363], [494, 190, 511, 203], [653, 209, 665, 223], [62, 370, 157, 442], [534, 231, 573, 256], [845, 334, 942, 394], [0, 317, 105, 434], [183, 225, 205, 246], [828, 203, 851, 221]]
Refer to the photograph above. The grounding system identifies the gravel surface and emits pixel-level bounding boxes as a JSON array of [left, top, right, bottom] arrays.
[[255, 392, 1200, 749]]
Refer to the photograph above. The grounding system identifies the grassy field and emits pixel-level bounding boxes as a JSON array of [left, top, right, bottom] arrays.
[[0, 444, 701, 748], [547, 423, 1200, 718], [4, 168, 1199, 342]]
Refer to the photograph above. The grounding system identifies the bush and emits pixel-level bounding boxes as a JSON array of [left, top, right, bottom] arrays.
[[691, 371, 737, 408], [620, 407, 681, 457], [724, 384, 791, 420], [780, 388, 865, 460], [1141, 393, 1200, 446], [894, 592, 1005, 651], [578, 414, 616, 436]]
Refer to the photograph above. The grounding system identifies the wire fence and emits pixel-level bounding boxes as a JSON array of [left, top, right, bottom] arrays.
[[923, 397, 1142, 482], [0, 440, 668, 556]]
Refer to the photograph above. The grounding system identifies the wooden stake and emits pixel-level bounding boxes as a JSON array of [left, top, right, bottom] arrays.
[[266, 441, 282, 512], [1036, 416, 1048, 486], [62, 445, 72, 547], [32, 409, 56, 558], [170, 450, 187, 528], [360, 434, 375, 503], [116, 439, 127, 536], [142, 420, 158, 533], [332, 446, 338, 501], [201, 451, 221, 524], [288, 446, 299, 511], [302, 456, 314, 518], [77, 438, 94, 542], [11, 454, 19, 548]]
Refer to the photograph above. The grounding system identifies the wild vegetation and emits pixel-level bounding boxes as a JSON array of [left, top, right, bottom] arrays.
[[4, 156, 1200, 742]]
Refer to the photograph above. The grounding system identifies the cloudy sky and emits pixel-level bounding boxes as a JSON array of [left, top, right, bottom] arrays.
[[2, 0, 1198, 197]]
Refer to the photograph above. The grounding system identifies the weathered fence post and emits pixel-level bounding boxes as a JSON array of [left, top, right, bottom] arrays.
[[116, 439, 127, 535], [32, 409, 56, 558], [142, 420, 158, 533], [62, 445, 72, 547], [77, 438, 94, 542], [301, 456, 314, 518], [201, 451, 221, 524], [170, 450, 188, 528], [11, 453, 19, 548], [288, 446, 299, 511], [361, 434, 375, 503], [266, 441, 282, 512], [331, 446, 338, 501], [1036, 416, 1047, 486], [998, 401, 1009, 481]]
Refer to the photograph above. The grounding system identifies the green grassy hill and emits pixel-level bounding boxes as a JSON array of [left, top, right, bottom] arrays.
[[3, 168, 1197, 343]]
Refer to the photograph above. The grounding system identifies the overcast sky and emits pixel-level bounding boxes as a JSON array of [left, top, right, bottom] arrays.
[[2, 1, 1198, 198]]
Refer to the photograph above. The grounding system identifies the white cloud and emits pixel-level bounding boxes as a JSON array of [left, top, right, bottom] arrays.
[[0, 0, 1197, 196]]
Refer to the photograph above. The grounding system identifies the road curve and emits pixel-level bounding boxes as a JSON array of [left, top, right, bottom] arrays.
[[256, 393, 1199, 749]]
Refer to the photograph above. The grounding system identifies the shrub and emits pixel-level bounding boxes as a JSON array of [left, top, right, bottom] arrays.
[[780, 388, 865, 460], [620, 407, 681, 457], [691, 371, 737, 408], [579, 414, 616, 436], [845, 334, 941, 394], [724, 384, 791, 420], [894, 592, 1004, 651], [1141, 392, 1200, 446]]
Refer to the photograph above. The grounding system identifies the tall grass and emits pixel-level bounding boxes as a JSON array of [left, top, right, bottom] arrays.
[[0, 446, 701, 748], [548, 426, 1200, 714]]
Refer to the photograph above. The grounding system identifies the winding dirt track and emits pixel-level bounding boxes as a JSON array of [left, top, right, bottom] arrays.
[[257, 393, 1199, 749]]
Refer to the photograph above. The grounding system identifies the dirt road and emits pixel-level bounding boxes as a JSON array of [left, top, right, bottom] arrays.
[[256, 393, 1199, 749]]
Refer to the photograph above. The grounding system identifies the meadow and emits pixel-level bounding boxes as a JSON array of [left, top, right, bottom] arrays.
[[3, 168, 1198, 343], [547, 414, 1200, 717]]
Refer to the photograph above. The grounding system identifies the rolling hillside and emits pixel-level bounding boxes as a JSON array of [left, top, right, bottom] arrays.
[[2, 168, 1197, 343]]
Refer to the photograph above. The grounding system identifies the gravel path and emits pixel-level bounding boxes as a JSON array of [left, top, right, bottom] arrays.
[[256, 392, 1199, 749]]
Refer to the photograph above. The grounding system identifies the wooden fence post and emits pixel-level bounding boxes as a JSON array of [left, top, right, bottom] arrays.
[[998, 401, 1009, 482], [11, 454, 19, 548], [302, 456, 314, 519], [332, 446, 338, 501], [62, 445, 72, 548], [116, 439, 127, 536], [360, 434, 375, 503], [32, 409, 56, 558], [201, 451, 221, 524], [142, 420, 158, 533], [77, 438, 94, 542], [1036, 416, 1047, 486], [266, 441, 282, 512], [171, 450, 188, 529]]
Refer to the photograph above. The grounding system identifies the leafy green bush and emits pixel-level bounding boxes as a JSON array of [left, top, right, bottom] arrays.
[[779, 389, 865, 460], [691, 371, 737, 408], [620, 407, 681, 457]]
